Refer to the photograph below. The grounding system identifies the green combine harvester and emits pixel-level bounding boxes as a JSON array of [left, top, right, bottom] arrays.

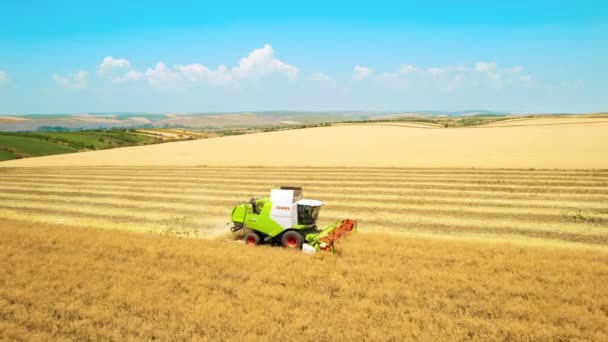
[[230, 187, 356, 252]]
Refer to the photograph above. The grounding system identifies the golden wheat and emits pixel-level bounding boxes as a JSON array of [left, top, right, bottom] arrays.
[[1, 119, 607, 168], [1, 118, 607, 340], [1, 219, 607, 341]]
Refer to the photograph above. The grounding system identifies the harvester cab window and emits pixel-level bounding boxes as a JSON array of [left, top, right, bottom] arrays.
[[250, 197, 262, 214], [297, 205, 321, 225], [254, 199, 265, 214]]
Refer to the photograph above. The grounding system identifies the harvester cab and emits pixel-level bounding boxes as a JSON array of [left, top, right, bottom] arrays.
[[230, 186, 356, 252]]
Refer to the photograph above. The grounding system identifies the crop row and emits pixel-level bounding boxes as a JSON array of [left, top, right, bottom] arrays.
[[1, 167, 607, 247], [3, 172, 608, 187]]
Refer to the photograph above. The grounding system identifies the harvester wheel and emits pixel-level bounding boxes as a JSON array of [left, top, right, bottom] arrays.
[[244, 232, 260, 246], [281, 231, 304, 249]]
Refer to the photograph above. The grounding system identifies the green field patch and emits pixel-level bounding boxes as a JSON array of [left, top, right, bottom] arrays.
[[0, 129, 170, 161], [0, 135, 79, 157], [0, 149, 16, 161], [35, 132, 112, 149], [35, 130, 157, 149]]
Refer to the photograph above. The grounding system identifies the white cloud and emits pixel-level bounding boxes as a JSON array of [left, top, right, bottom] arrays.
[[97, 56, 143, 83], [97, 56, 130, 74], [82, 49, 540, 96], [104, 44, 300, 88], [175, 63, 234, 85], [399, 64, 420, 73], [232, 44, 299, 80], [473, 62, 531, 88], [309, 72, 337, 88], [175, 63, 208, 82], [373, 71, 410, 89], [475, 62, 498, 72], [439, 73, 467, 91], [560, 79, 584, 89], [310, 72, 334, 83], [0, 71, 8, 86], [146, 62, 235, 88], [506, 66, 524, 74], [353, 65, 373, 80], [119, 70, 145, 82], [519, 75, 534, 87], [488, 72, 501, 81], [52, 71, 88, 89], [427, 67, 445, 75], [145, 62, 180, 88], [360, 61, 534, 91]]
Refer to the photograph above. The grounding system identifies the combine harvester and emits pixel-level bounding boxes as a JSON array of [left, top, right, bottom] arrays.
[[230, 187, 356, 252]]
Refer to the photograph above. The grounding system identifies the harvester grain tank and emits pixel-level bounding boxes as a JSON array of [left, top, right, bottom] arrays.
[[230, 187, 356, 252]]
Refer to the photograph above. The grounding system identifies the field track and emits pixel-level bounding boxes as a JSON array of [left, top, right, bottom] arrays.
[[1, 166, 607, 248]]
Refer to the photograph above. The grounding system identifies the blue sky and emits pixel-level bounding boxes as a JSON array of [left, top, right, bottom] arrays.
[[0, 0, 607, 114]]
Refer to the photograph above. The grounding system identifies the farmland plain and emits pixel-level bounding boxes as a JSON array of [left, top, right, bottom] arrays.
[[2, 120, 607, 168], [1, 118, 608, 340]]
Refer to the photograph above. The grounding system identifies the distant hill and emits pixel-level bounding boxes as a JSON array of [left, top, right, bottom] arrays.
[[0, 111, 601, 132], [0, 112, 316, 132]]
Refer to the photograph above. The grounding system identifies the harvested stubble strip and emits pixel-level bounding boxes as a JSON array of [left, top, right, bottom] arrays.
[[1, 198, 607, 246], [4, 177, 608, 196], [7, 173, 608, 186], [1, 219, 607, 341], [2, 192, 607, 228], [2, 191, 605, 233], [0, 208, 173, 233], [5, 165, 608, 176], [0, 201, 220, 225], [0, 207, 227, 235], [4, 168, 604, 184], [4, 170, 608, 184], [325, 201, 608, 221], [3, 181, 607, 207], [1, 205, 605, 248], [3, 173, 608, 192], [1, 186, 608, 213], [359, 221, 608, 246], [337, 209, 608, 234]]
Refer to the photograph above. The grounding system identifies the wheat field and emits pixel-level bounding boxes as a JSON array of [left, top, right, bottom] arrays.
[[1, 166, 607, 248], [482, 117, 608, 127], [2, 120, 607, 169], [2, 120, 608, 340], [2, 219, 608, 341]]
